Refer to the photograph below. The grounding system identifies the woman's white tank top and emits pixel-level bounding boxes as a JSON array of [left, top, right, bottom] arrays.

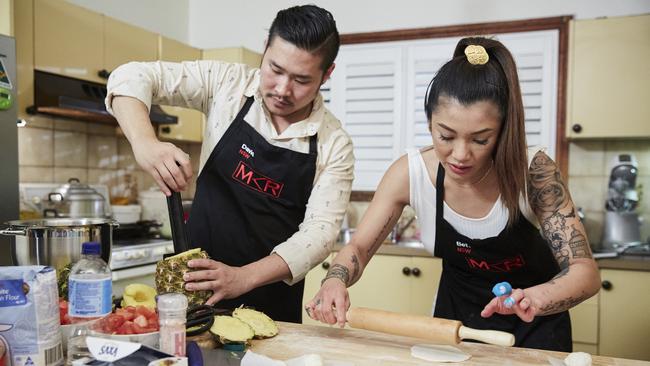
[[407, 147, 543, 255]]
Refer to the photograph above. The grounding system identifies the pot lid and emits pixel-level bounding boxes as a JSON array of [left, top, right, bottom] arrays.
[[50, 178, 105, 202], [6, 217, 118, 228]]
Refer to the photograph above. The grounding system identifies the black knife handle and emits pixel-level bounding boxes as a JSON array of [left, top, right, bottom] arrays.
[[167, 191, 189, 254]]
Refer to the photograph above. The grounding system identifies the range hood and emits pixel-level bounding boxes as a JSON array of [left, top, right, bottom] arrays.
[[28, 70, 177, 125]]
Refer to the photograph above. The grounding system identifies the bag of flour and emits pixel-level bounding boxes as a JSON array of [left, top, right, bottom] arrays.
[[0, 266, 64, 366]]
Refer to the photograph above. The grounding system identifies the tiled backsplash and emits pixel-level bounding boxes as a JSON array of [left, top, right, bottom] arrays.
[[17, 115, 201, 202]]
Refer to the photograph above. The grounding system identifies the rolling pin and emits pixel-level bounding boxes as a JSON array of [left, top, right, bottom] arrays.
[[346, 307, 515, 347]]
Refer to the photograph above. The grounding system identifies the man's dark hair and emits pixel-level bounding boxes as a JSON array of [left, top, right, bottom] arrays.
[[266, 5, 340, 72]]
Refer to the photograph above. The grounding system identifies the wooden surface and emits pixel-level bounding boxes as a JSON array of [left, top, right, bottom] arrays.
[[250, 322, 650, 365]]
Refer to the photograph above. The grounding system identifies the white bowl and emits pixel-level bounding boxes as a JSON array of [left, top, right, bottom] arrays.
[[89, 330, 160, 348]]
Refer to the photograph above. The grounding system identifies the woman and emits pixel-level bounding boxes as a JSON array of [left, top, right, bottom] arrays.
[[306, 37, 600, 351]]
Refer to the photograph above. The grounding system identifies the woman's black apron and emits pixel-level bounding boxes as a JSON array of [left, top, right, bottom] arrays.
[[433, 164, 572, 351], [187, 96, 317, 323]]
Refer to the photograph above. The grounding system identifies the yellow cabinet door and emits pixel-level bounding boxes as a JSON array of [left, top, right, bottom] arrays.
[[599, 269, 650, 360], [347, 254, 412, 314], [14, 0, 33, 119], [410, 256, 441, 316], [569, 292, 599, 348], [157, 36, 204, 142], [103, 16, 158, 75], [202, 47, 262, 69], [34, 0, 103, 83], [302, 255, 332, 326], [0, 0, 12, 36], [567, 15, 650, 138]]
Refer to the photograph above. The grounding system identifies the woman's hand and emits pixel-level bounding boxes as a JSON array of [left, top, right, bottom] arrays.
[[480, 288, 538, 323], [305, 277, 350, 328]]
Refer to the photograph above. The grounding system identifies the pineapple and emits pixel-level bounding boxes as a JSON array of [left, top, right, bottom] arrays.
[[232, 307, 278, 338], [57, 263, 73, 300], [155, 248, 213, 307], [121, 283, 157, 309], [209, 315, 254, 344]]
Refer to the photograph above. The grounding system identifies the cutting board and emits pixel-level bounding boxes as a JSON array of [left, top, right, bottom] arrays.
[[249, 322, 648, 365]]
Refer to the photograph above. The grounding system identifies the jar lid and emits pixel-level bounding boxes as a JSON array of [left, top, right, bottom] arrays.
[[157, 293, 188, 312]]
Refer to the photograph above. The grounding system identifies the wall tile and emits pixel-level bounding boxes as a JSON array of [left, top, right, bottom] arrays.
[[117, 138, 138, 170], [54, 131, 87, 167], [19, 166, 53, 183], [568, 141, 606, 176], [18, 127, 53, 166], [88, 169, 117, 201], [88, 135, 118, 169], [87, 123, 118, 136], [582, 210, 604, 249], [54, 168, 88, 184], [53, 118, 87, 133], [135, 170, 158, 193], [568, 176, 606, 212], [24, 115, 54, 129]]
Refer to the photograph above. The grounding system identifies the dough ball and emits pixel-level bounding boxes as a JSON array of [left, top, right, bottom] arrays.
[[411, 344, 471, 362], [564, 352, 592, 366]]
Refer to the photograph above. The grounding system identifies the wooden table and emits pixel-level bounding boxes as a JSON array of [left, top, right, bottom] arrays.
[[249, 322, 650, 365]]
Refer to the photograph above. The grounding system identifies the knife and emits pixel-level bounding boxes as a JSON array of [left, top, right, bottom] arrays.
[[166, 191, 189, 254]]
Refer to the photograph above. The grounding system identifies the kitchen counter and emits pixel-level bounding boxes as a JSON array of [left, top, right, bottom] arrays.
[[333, 243, 650, 272], [243, 322, 647, 365]]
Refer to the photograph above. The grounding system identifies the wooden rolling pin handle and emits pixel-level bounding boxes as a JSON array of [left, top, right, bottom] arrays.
[[458, 325, 515, 347]]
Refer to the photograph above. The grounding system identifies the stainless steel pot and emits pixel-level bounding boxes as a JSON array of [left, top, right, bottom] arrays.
[[47, 178, 111, 218], [0, 218, 117, 270]]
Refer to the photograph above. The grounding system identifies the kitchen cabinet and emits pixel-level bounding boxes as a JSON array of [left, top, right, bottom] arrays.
[[0, 0, 12, 36], [13, 0, 33, 119], [157, 36, 204, 142], [569, 292, 599, 354], [103, 17, 158, 74], [566, 15, 650, 139], [34, 0, 159, 84], [598, 269, 650, 360], [34, 0, 104, 83], [302, 251, 442, 326]]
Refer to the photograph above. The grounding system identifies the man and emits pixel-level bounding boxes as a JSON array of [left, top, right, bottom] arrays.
[[105, 5, 354, 322]]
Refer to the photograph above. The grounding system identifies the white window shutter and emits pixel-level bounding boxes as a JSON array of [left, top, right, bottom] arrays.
[[328, 46, 403, 190]]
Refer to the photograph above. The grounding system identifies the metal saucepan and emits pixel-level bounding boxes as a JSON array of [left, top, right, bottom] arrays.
[[0, 217, 117, 269]]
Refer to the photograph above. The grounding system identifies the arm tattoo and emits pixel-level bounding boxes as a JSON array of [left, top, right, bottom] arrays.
[[322, 264, 350, 286], [538, 294, 586, 316], [350, 254, 360, 283], [528, 153, 592, 270], [367, 212, 395, 256]]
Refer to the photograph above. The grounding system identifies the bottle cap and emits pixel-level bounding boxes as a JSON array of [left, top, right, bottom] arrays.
[[81, 241, 101, 255], [157, 293, 189, 312]]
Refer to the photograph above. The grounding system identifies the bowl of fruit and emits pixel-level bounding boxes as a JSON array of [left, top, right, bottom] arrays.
[[90, 306, 160, 348]]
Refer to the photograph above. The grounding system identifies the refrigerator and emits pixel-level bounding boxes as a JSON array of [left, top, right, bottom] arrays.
[[0, 34, 20, 266]]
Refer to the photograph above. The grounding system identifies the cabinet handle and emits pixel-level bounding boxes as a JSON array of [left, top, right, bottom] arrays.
[[572, 124, 582, 133], [402, 267, 411, 276], [601, 280, 612, 291], [322, 262, 330, 270], [161, 126, 171, 134], [97, 69, 111, 79], [412, 267, 421, 277]]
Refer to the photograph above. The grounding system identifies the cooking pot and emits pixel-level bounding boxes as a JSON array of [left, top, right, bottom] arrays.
[[0, 218, 117, 270], [46, 178, 111, 218]]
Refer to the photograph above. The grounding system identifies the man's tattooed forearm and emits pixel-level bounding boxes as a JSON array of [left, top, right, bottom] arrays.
[[367, 212, 395, 256], [538, 294, 585, 316], [322, 264, 350, 286], [549, 267, 569, 284], [350, 254, 360, 283]]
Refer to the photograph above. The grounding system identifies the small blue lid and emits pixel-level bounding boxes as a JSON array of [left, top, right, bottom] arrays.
[[81, 241, 101, 255]]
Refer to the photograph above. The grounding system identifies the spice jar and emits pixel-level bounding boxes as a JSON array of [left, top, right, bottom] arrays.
[[157, 293, 188, 356]]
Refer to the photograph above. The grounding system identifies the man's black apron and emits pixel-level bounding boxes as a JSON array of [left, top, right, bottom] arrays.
[[187, 96, 317, 323], [433, 164, 572, 351]]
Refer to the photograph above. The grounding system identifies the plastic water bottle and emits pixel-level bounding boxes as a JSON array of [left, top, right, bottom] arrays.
[[66, 241, 112, 365]]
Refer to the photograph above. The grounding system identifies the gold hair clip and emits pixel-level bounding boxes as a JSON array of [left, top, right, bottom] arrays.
[[464, 45, 489, 65]]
